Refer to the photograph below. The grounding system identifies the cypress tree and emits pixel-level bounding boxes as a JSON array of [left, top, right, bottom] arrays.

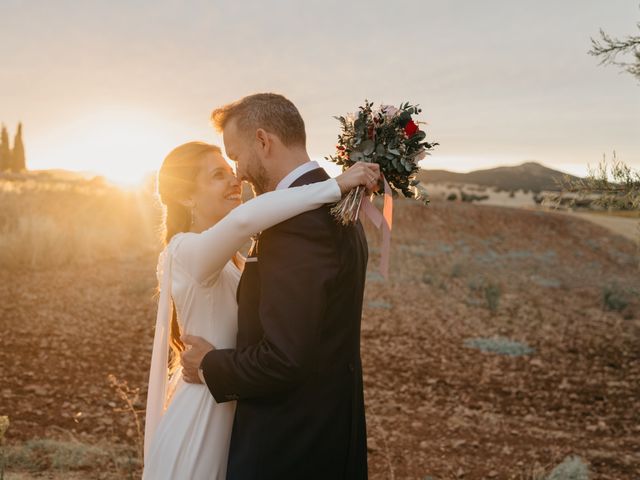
[[0, 124, 10, 172], [11, 122, 26, 172]]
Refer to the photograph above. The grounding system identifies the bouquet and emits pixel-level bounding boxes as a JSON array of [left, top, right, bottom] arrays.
[[326, 100, 438, 225]]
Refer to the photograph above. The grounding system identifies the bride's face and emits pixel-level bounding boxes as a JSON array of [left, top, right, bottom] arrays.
[[190, 151, 242, 228]]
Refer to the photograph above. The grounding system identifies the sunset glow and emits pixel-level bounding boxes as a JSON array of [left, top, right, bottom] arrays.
[[2, 1, 637, 183], [30, 108, 203, 187]]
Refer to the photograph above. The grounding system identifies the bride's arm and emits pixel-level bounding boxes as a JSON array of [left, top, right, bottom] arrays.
[[173, 179, 342, 284]]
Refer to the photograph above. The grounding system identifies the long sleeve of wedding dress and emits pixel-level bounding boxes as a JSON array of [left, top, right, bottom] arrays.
[[171, 178, 342, 284], [144, 177, 341, 460]]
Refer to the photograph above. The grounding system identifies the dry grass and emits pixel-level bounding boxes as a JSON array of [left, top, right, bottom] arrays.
[[5, 436, 139, 479], [0, 172, 162, 269]]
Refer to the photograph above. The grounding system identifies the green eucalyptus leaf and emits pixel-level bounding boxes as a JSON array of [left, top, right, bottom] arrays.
[[361, 139, 375, 156], [413, 131, 426, 141], [398, 111, 411, 126], [351, 151, 365, 162]]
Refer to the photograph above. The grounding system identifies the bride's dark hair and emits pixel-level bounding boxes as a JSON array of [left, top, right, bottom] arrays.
[[157, 141, 222, 374]]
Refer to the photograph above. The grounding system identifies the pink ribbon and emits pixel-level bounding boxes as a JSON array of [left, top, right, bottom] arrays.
[[358, 175, 393, 280]]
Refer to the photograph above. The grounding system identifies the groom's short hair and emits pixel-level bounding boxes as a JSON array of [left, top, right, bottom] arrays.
[[211, 93, 306, 148]]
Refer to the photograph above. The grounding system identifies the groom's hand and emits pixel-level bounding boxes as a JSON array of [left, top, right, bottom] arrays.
[[180, 335, 215, 384]]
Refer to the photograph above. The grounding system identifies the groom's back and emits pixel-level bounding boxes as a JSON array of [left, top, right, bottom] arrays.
[[230, 168, 369, 480]]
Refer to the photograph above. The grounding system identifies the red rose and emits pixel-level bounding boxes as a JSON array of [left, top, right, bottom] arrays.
[[404, 120, 418, 137]]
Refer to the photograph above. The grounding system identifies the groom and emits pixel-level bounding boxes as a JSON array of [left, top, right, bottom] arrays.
[[181, 93, 370, 479]]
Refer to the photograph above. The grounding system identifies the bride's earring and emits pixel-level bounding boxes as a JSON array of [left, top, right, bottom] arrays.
[[190, 204, 196, 227]]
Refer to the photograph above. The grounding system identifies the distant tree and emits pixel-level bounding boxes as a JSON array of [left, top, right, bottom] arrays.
[[555, 152, 640, 269], [585, 13, 640, 209], [583, 12, 640, 269], [588, 4, 640, 82], [584, 11, 640, 212], [0, 124, 10, 171], [11, 122, 26, 172], [555, 152, 640, 211], [459, 189, 489, 203]]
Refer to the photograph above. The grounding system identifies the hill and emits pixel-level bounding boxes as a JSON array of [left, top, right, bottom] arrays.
[[418, 161, 582, 192]]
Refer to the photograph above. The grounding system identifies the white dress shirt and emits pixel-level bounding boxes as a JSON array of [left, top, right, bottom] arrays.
[[276, 161, 321, 190]]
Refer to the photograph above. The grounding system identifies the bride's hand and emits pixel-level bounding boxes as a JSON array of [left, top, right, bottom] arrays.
[[180, 335, 215, 384], [336, 162, 381, 195]]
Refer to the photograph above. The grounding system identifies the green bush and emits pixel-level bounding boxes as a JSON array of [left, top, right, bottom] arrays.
[[464, 336, 534, 356], [484, 283, 501, 313], [546, 455, 590, 480], [467, 275, 501, 312], [7, 439, 108, 471], [6, 438, 140, 475], [368, 300, 392, 309], [602, 283, 631, 312], [450, 262, 464, 278]]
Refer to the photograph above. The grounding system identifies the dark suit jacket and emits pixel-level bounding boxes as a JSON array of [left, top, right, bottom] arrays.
[[200, 167, 369, 480]]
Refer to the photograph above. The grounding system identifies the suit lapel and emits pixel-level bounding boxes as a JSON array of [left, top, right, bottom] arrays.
[[236, 167, 330, 306], [249, 167, 329, 259], [289, 168, 330, 188]]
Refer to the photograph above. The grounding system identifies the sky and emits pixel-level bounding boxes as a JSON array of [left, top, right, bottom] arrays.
[[1, 0, 639, 185]]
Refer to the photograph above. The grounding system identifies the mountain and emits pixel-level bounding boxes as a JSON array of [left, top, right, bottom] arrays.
[[417, 161, 582, 192]]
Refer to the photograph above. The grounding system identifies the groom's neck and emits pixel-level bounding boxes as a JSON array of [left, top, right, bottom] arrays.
[[268, 148, 312, 191]]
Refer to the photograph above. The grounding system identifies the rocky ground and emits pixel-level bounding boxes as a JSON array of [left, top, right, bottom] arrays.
[[1, 198, 639, 479]]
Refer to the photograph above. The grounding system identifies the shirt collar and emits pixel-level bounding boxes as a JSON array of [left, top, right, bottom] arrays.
[[276, 161, 320, 190]]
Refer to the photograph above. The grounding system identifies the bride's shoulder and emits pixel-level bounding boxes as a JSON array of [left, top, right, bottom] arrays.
[[166, 231, 194, 252], [156, 233, 191, 273]]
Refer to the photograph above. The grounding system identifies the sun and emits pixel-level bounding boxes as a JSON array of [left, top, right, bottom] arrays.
[[43, 107, 212, 188]]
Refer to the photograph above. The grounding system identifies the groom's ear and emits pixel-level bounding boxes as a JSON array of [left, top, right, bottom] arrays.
[[255, 128, 272, 154]]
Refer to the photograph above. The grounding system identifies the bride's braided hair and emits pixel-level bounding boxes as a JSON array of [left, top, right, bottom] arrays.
[[157, 142, 222, 374]]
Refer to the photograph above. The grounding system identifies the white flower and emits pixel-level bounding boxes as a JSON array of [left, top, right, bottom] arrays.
[[380, 105, 398, 118], [345, 112, 357, 124]]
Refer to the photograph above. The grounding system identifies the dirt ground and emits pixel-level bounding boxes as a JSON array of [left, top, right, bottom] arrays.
[[557, 210, 639, 243], [1, 199, 639, 479]]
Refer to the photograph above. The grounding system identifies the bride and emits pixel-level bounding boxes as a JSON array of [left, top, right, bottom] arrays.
[[142, 141, 379, 479]]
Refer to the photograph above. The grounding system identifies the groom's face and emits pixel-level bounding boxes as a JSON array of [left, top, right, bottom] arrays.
[[223, 118, 269, 195]]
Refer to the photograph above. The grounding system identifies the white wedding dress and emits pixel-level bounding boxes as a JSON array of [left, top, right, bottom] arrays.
[[142, 177, 341, 480]]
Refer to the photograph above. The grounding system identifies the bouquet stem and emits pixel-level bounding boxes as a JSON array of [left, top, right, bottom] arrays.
[[331, 185, 366, 226]]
